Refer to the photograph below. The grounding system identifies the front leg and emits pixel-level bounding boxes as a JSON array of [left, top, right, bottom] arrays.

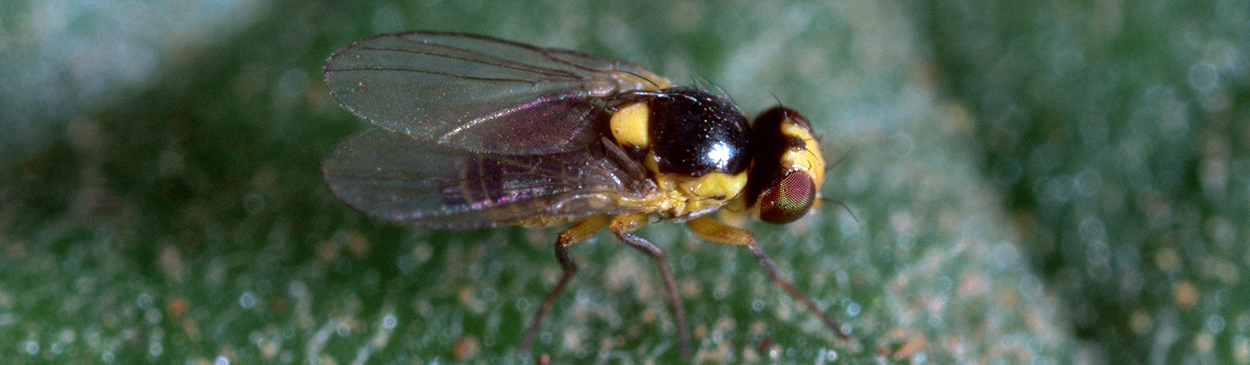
[[685, 216, 850, 339]]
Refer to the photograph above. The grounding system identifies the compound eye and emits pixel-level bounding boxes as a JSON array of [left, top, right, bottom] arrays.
[[758, 171, 816, 224]]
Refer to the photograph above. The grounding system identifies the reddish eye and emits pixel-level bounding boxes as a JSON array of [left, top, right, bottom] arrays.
[[758, 171, 815, 224]]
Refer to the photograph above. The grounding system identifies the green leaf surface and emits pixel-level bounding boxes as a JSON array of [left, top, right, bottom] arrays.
[[0, 0, 1156, 363], [926, 0, 1250, 363]]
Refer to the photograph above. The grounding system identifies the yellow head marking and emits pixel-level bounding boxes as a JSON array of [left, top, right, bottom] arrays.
[[779, 121, 825, 189]]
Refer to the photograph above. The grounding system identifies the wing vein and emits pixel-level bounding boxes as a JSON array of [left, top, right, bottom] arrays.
[[325, 66, 541, 85], [352, 44, 586, 80], [390, 33, 631, 76]]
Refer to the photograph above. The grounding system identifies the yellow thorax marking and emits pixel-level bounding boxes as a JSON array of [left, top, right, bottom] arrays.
[[609, 103, 650, 148], [641, 158, 748, 218]]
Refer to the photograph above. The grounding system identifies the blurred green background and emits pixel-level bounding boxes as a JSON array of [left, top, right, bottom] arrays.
[[1, 0, 1245, 363]]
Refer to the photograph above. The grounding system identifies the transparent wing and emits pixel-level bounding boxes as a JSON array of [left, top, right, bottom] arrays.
[[322, 128, 654, 228], [323, 32, 671, 155]]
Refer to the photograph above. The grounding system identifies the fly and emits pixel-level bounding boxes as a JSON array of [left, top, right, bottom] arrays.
[[321, 32, 849, 357]]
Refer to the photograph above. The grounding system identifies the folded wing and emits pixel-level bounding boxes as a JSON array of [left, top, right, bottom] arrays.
[[324, 32, 669, 155], [322, 128, 653, 228]]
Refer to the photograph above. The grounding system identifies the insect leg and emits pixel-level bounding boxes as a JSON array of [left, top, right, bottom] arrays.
[[685, 216, 850, 339], [609, 213, 692, 358], [520, 214, 611, 353]]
